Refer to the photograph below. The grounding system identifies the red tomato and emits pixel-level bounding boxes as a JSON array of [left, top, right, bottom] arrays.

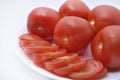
[[59, 0, 90, 19], [44, 54, 80, 71], [53, 56, 86, 76], [93, 67, 107, 79], [88, 5, 120, 33], [27, 7, 61, 41], [19, 33, 51, 59], [33, 49, 67, 64], [19, 33, 44, 41], [68, 59, 105, 79], [91, 25, 120, 69], [54, 16, 94, 53], [20, 40, 51, 47]]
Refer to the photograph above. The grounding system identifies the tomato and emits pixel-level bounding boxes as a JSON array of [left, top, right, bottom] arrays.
[[19, 33, 44, 41], [88, 5, 120, 33], [44, 54, 80, 71], [27, 7, 61, 41], [93, 67, 107, 79], [53, 56, 86, 76], [33, 49, 67, 64], [91, 25, 120, 69], [54, 16, 94, 53], [59, 0, 90, 19], [68, 59, 105, 79], [20, 40, 51, 47], [19, 33, 51, 59]]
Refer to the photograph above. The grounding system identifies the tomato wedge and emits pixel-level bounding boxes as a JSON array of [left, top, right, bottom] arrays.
[[33, 49, 67, 64], [44, 54, 80, 71], [68, 59, 106, 79]]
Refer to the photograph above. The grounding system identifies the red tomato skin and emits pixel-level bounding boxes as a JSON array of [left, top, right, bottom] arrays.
[[59, 0, 90, 19], [54, 16, 94, 53], [88, 5, 120, 33], [27, 7, 61, 41], [91, 25, 120, 69]]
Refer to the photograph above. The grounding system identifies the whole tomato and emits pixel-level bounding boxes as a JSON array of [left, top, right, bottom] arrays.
[[88, 5, 120, 33], [54, 16, 94, 53], [27, 7, 61, 41], [91, 25, 120, 69], [59, 0, 90, 19]]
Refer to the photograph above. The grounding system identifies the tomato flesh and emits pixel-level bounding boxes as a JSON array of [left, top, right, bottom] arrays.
[[68, 59, 104, 79], [53, 56, 86, 76]]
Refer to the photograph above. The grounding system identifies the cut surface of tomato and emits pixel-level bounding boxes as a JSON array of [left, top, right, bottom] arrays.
[[53, 56, 86, 76], [44, 54, 80, 71], [19, 33, 44, 41], [20, 40, 51, 47], [68, 59, 105, 79], [33, 49, 67, 64]]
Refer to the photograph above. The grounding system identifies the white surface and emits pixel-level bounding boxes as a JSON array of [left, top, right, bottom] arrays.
[[0, 0, 120, 80]]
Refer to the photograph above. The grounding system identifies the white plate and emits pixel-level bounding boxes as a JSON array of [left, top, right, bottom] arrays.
[[16, 0, 120, 80]]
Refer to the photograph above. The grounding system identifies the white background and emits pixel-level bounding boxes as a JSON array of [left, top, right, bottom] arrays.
[[0, 0, 120, 80]]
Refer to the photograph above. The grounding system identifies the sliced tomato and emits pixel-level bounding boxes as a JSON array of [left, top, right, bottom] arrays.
[[44, 54, 80, 71], [44, 54, 86, 73], [33, 49, 67, 64], [22, 45, 59, 60], [19, 33, 44, 41], [20, 40, 51, 47], [68, 59, 105, 79], [93, 67, 107, 79], [53, 56, 86, 76]]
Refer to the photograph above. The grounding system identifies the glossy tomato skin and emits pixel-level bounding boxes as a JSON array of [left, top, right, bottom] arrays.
[[59, 0, 90, 19], [27, 7, 61, 41], [91, 25, 120, 69], [54, 16, 94, 53], [88, 5, 120, 33]]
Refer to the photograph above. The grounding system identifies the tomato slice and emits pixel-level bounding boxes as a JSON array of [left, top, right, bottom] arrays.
[[44, 54, 80, 71], [68, 59, 104, 79], [44, 54, 86, 73], [20, 40, 51, 47], [21, 45, 59, 60], [19, 33, 44, 41], [33, 49, 67, 64], [93, 67, 107, 79], [53, 56, 86, 76]]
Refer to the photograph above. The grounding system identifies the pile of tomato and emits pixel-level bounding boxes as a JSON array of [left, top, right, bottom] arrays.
[[19, 0, 120, 79]]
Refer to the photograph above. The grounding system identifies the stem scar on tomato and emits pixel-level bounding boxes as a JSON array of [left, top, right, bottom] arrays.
[[38, 26, 43, 30], [63, 36, 68, 42]]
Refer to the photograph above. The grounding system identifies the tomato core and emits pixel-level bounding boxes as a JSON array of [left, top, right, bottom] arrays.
[[50, 55, 55, 59]]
